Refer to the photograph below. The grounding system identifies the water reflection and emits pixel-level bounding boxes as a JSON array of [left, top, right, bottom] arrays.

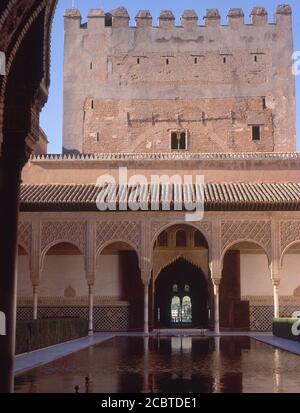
[[15, 336, 300, 393]]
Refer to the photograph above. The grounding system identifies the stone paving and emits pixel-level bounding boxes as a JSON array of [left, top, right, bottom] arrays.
[[15, 333, 114, 375]]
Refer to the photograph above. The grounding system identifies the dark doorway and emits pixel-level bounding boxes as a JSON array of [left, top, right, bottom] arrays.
[[155, 258, 209, 328], [220, 250, 250, 331]]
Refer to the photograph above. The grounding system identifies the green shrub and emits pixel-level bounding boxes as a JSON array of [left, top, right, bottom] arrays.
[[16, 318, 88, 355], [272, 317, 300, 342]]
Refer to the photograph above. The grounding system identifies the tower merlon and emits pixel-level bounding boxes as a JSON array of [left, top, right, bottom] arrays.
[[227, 8, 244, 28], [111, 7, 130, 28], [158, 10, 175, 29], [203, 9, 221, 27], [64, 9, 81, 31], [87, 9, 105, 32], [135, 10, 152, 28], [181, 10, 198, 30], [275, 4, 292, 26], [250, 7, 268, 26]]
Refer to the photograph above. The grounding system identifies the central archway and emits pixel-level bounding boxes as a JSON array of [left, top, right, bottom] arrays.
[[154, 258, 209, 328]]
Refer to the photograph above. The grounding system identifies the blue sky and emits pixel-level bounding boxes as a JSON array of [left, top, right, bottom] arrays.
[[42, 0, 300, 153]]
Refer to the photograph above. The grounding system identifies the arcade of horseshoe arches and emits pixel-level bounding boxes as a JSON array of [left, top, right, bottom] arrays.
[[17, 200, 300, 333]]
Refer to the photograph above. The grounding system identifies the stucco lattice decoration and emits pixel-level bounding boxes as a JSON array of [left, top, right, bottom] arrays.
[[18, 221, 32, 253], [96, 221, 141, 254], [41, 221, 86, 254], [221, 221, 271, 258], [280, 221, 300, 253]]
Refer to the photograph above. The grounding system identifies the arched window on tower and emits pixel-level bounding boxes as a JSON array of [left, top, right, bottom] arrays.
[[157, 231, 168, 247], [176, 230, 187, 247], [170, 131, 187, 150], [179, 132, 186, 150]]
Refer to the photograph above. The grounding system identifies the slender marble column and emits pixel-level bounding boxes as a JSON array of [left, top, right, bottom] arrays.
[[273, 281, 280, 318], [144, 282, 149, 335], [213, 282, 220, 334], [33, 285, 38, 320], [88, 285, 94, 335]]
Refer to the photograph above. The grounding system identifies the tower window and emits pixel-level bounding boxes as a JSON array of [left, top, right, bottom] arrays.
[[252, 125, 261, 141], [91, 100, 94, 109], [194, 57, 198, 64], [166, 58, 169, 65], [223, 57, 226, 64], [176, 230, 187, 247], [262, 97, 266, 109], [157, 231, 168, 247], [90, 62, 93, 70], [171, 131, 187, 150], [137, 58, 140, 64], [96, 132, 100, 142], [254, 55, 258, 62]]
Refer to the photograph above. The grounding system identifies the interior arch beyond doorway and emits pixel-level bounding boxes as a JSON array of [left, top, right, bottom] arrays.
[[154, 258, 210, 328]]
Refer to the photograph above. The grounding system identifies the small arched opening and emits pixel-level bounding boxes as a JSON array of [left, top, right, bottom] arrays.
[[155, 258, 209, 328], [97, 241, 143, 331], [221, 241, 271, 331]]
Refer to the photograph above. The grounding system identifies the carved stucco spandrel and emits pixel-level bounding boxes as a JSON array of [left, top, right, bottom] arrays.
[[18, 221, 32, 254], [96, 221, 141, 258], [221, 220, 272, 261], [41, 221, 87, 257], [280, 221, 300, 261]]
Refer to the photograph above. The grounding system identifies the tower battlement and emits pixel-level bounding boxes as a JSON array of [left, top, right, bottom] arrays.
[[64, 5, 292, 31]]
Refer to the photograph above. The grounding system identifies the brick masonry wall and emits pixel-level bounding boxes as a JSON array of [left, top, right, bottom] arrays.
[[83, 97, 274, 153]]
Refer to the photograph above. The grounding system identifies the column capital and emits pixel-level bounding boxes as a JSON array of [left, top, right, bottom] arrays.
[[212, 278, 221, 287], [270, 264, 281, 283], [140, 256, 152, 286], [141, 274, 151, 286], [86, 273, 95, 285], [30, 270, 40, 287]]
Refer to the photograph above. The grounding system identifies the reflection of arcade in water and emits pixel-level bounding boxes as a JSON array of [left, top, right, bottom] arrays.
[[15, 336, 298, 393], [139, 336, 245, 393]]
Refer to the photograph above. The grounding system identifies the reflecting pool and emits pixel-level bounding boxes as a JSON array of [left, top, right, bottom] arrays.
[[14, 336, 300, 393]]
